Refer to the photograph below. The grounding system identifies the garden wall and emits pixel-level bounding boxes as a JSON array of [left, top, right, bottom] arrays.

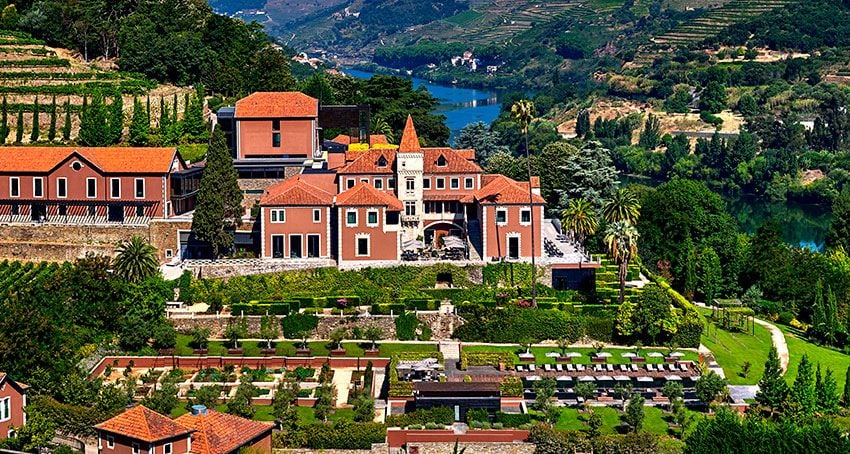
[[89, 356, 391, 378], [386, 429, 532, 451]]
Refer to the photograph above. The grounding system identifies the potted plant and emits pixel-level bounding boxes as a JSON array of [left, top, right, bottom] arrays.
[[152, 322, 177, 356], [329, 328, 347, 356], [190, 327, 210, 355], [259, 315, 279, 355], [364, 325, 383, 356], [225, 318, 248, 355], [281, 313, 319, 355]]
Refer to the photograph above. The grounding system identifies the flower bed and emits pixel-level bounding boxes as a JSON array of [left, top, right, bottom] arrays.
[[459, 351, 515, 370]]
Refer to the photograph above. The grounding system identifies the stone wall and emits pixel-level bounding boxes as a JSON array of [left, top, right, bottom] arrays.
[[149, 219, 193, 262], [186, 258, 336, 280], [404, 442, 535, 454]]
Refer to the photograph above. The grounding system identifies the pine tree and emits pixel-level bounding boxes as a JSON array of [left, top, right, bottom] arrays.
[[14, 106, 23, 144], [816, 365, 840, 414], [755, 345, 788, 413], [47, 95, 57, 141], [0, 96, 7, 144], [62, 99, 72, 141], [183, 92, 207, 141], [638, 113, 661, 149], [191, 129, 243, 258], [825, 286, 839, 346], [789, 354, 816, 415], [79, 92, 111, 146], [108, 93, 123, 144], [159, 96, 172, 144], [842, 366, 850, 407], [30, 97, 39, 142], [811, 279, 826, 343], [576, 109, 591, 138], [128, 97, 150, 146]]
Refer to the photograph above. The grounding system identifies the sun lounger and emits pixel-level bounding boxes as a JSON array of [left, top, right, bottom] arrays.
[[646, 364, 655, 372], [577, 364, 585, 371], [606, 364, 614, 372], [556, 364, 563, 372], [566, 364, 575, 372], [544, 364, 552, 372], [630, 364, 638, 372], [529, 364, 536, 372], [516, 365, 524, 372]]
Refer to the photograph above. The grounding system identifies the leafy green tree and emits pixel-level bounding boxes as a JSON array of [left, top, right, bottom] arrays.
[[662, 381, 684, 401], [280, 313, 319, 347], [183, 91, 207, 141], [0, 96, 7, 144], [129, 97, 150, 146], [696, 247, 721, 304], [604, 221, 639, 305], [534, 377, 557, 412], [249, 47, 296, 92], [79, 92, 111, 146], [638, 113, 661, 149], [119, 313, 150, 351], [62, 99, 71, 141], [631, 283, 677, 344], [576, 109, 591, 138], [663, 134, 690, 175], [484, 150, 527, 181], [314, 382, 335, 422], [664, 86, 692, 113], [695, 370, 727, 411], [259, 315, 280, 350], [353, 395, 375, 422], [602, 188, 641, 224], [364, 325, 383, 351], [561, 198, 598, 248], [47, 96, 56, 141], [151, 322, 177, 350], [272, 380, 299, 429], [624, 394, 645, 432], [141, 382, 179, 415], [224, 318, 248, 349], [186, 385, 221, 412], [826, 187, 850, 252], [587, 409, 603, 438], [700, 81, 727, 114], [557, 141, 619, 207], [575, 381, 596, 403], [226, 380, 256, 419], [3, 411, 56, 452], [191, 129, 243, 257], [112, 236, 159, 283], [842, 365, 850, 408], [789, 354, 816, 415], [737, 93, 759, 117], [299, 73, 337, 104], [755, 345, 788, 413], [454, 122, 508, 166], [14, 106, 23, 144], [534, 141, 579, 206]]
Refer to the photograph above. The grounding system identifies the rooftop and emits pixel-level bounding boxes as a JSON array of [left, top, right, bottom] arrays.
[[174, 408, 273, 454], [336, 182, 404, 210], [235, 92, 318, 118], [462, 175, 546, 205], [0, 147, 181, 174], [259, 175, 335, 206], [94, 405, 194, 443]]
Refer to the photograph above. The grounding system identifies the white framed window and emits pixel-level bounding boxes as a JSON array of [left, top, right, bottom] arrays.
[[131, 442, 140, 454], [405, 201, 416, 216], [106, 435, 115, 449], [436, 178, 445, 190], [388, 178, 395, 189], [366, 210, 379, 227], [7, 429, 15, 438], [86, 178, 97, 198], [163, 442, 172, 454], [520, 208, 532, 225], [374, 178, 383, 190], [347, 179, 355, 189], [356, 235, 370, 257], [9, 177, 19, 198], [57, 177, 67, 198], [405, 178, 415, 192], [270, 209, 286, 223], [110, 178, 121, 199], [465, 177, 474, 189], [450, 178, 459, 190], [33, 177, 44, 198], [346, 210, 357, 226], [312, 208, 321, 223], [165, 249, 173, 259], [134, 179, 145, 199], [0, 397, 10, 421], [422, 178, 431, 189], [496, 208, 507, 225]]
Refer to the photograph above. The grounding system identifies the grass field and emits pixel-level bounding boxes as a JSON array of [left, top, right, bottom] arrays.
[[553, 406, 702, 436], [462, 345, 700, 365], [169, 335, 437, 358], [700, 318, 773, 385], [170, 403, 355, 423], [779, 325, 850, 390]]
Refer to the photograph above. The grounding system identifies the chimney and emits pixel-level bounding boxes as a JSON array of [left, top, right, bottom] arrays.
[[530, 176, 541, 195], [191, 405, 208, 416]]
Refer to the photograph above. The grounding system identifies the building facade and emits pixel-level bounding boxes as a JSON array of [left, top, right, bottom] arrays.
[[0, 373, 28, 439]]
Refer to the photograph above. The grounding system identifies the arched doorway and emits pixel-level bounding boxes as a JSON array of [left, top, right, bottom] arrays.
[[424, 222, 465, 248]]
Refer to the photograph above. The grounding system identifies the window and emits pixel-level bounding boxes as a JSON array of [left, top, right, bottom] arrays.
[[367, 210, 378, 226], [422, 178, 430, 189], [386, 212, 399, 225], [110, 178, 121, 199], [33, 177, 44, 198], [374, 178, 383, 189], [356, 236, 369, 256], [165, 249, 173, 259], [272, 119, 280, 131], [132, 442, 140, 454], [272, 132, 281, 148], [312, 208, 321, 223], [0, 397, 10, 421], [163, 442, 172, 454], [388, 178, 395, 189], [71, 161, 82, 171], [57, 177, 67, 198], [134, 179, 145, 198], [521, 208, 532, 225], [360, 178, 369, 184], [405, 201, 416, 216], [405, 178, 415, 192], [86, 178, 97, 198], [450, 178, 459, 189], [436, 178, 445, 189], [8, 429, 15, 438], [270, 209, 285, 223], [58, 204, 67, 216], [377, 155, 387, 167], [106, 435, 115, 449], [496, 208, 507, 225], [136, 206, 145, 217], [465, 177, 474, 189], [9, 177, 19, 198], [436, 154, 447, 167], [346, 210, 357, 226], [347, 179, 355, 189]]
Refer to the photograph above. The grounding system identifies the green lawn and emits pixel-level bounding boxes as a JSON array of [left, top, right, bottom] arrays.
[[171, 335, 437, 358], [462, 345, 699, 365], [554, 406, 700, 436], [170, 404, 355, 423], [700, 319, 773, 385], [779, 325, 850, 390]]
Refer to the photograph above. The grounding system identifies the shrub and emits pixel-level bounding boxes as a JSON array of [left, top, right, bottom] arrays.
[[495, 412, 533, 427], [778, 311, 795, 325], [466, 408, 489, 423], [584, 317, 614, 342], [499, 376, 524, 397], [295, 421, 386, 449], [395, 312, 422, 340], [386, 407, 454, 427], [460, 351, 515, 370]]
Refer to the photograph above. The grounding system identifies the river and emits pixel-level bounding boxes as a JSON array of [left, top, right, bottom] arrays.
[[345, 69, 832, 250]]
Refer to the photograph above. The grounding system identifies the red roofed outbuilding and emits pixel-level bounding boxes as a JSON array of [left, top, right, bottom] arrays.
[[0, 373, 28, 440], [174, 407, 273, 454], [259, 175, 335, 259], [233, 92, 320, 160], [336, 182, 403, 264], [95, 405, 194, 454]]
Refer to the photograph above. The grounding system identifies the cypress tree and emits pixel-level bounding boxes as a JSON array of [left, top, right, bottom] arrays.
[[128, 97, 150, 146], [62, 99, 72, 141], [825, 286, 839, 346], [816, 365, 840, 414], [172, 93, 178, 123], [191, 129, 243, 258], [108, 93, 123, 144], [14, 106, 23, 144], [47, 95, 56, 141], [159, 96, 171, 140], [0, 96, 8, 144], [576, 109, 590, 138], [812, 280, 826, 342], [842, 365, 850, 407], [79, 92, 110, 146], [789, 354, 816, 415], [755, 345, 788, 413], [30, 97, 39, 142], [184, 93, 207, 141]]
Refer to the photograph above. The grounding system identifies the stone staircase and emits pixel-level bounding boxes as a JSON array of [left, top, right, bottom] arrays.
[[466, 219, 483, 260]]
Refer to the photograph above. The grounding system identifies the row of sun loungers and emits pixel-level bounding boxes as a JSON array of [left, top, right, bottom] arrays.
[[515, 362, 691, 374]]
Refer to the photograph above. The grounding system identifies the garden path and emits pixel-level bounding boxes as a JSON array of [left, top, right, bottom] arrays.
[[333, 368, 353, 406], [752, 318, 789, 373]]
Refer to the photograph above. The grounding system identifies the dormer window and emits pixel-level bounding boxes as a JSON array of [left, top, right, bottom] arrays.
[[436, 155, 447, 167], [377, 155, 388, 168]]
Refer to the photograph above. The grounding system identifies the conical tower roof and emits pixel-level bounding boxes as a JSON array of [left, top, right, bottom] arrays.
[[398, 114, 421, 152]]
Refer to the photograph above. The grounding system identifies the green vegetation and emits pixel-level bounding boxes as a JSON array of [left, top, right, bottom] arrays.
[[701, 313, 773, 385], [462, 345, 699, 365]]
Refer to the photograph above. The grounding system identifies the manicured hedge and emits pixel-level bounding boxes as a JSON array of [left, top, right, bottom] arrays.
[[230, 301, 294, 315], [301, 421, 387, 449], [499, 376, 523, 397], [0, 58, 70, 67], [644, 267, 705, 348], [386, 407, 454, 427], [371, 303, 406, 315], [459, 351, 515, 370], [495, 411, 533, 426]]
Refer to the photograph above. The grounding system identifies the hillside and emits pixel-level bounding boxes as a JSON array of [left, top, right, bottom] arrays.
[[0, 31, 192, 145]]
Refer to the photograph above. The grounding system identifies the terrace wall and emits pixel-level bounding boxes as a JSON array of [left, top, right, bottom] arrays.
[[386, 429, 532, 450], [89, 356, 391, 378]]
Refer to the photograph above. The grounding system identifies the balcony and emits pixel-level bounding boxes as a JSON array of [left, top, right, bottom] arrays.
[[401, 214, 421, 223]]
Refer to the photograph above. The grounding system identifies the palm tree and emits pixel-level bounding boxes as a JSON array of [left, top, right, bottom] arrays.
[[511, 99, 538, 305], [561, 198, 598, 248], [370, 115, 394, 144], [604, 221, 639, 304], [113, 236, 159, 283], [602, 188, 641, 224]]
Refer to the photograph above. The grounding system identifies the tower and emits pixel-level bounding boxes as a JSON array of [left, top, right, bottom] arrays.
[[396, 115, 424, 241]]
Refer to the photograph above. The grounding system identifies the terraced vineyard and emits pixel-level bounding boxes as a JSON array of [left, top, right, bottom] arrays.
[[0, 31, 192, 144], [0, 260, 69, 296], [632, 0, 797, 65]]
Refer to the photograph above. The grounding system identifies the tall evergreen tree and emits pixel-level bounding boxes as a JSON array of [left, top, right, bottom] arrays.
[[108, 93, 123, 144], [826, 188, 850, 255], [576, 109, 591, 138], [697, 247, 721, 304], [755, 345, 788, 413], [29, 97, 39, 142], [14, 106, 23, 144], [191, 129, 243, 258], [638, 113, 661, 149], [183, 93, 207, 141], [0, 96, 7, 144], [47, 96, 57, 141], [62, 99, 72, 141], [816, 365, 840, 414], [842, 365, 850, 407], [811, 280, 827, 343], [79, 92, 111, 146], [128, 97, 150, 146], [789, 354, 816, 415]]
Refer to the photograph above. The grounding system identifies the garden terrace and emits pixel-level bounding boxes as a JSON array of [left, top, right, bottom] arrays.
[[0, 260, 68, 295]]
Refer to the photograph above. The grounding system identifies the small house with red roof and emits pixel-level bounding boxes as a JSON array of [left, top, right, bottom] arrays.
[[174, 406, 273, 454], [0, 373, 28, 439], [232, 92, 321, 162], [335, 182, 403, 264], [258, 174, 335, 259]]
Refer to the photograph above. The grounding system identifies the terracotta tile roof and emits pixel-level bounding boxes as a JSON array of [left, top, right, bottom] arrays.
[[461, 174, 546, 205], [423, 148, 482, 174], [338, 149, 397, 175], [259, 175, 334, 206], [95, 406, 194, 443], [456, 149, 476, 160], [174, 410, 272, 454], [0, 147, 180, 174], [336, 182, 403, 210], [235, 92, 318, 118], [399, 115, 421, 152], [329, 134, 390, 146], [327, 151, 347, 170], [338, 147, 481, 175], [423, 192, 469, 201]]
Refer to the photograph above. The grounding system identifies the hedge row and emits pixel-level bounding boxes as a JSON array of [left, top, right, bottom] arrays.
[[459, 351, 515, 370], [0, 58, 70, 67], [495, 411, 533, 426], [644, 267, 705, 348], [298, 421, 387, 449], [0, 79, 157, 95], [388, 352, 444, 397], [386, 407, 454, 427], [499, 376, 523, 397], [230, 302, 294, 315]]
